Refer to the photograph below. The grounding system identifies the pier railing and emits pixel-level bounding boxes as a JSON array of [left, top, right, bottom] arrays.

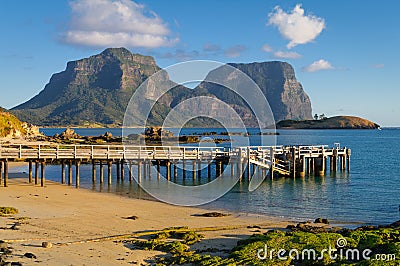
[[0, 144, 350, 187]]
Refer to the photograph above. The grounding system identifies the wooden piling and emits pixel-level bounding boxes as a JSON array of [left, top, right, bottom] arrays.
[[35, 161, 39, 185], [156, 161, 160, 179], [100, 161, 104, 183], [143, 160, 147, 178], [121, 160, 125, 181], [291, 147, 296, 178], [166, 161, 171, 180], [107, 160, 112, 185], [116, 160, 120, 180], [28, 161, 33, 183], [208, 161, 211, 180], [92, 161, 96, 183], [40, 161, 45, 187], [346, 148, 351, 172], [129, 161, 133, 182], [68, 161, 73, 185], [192, 160, 196, 180], [0, 161, 2, 186], [137, 161, 142, 182], [173, 163, 177, 179], [75, 161, 80, 188], [299, 157, 306, 177], [182, 160, 186, 179], [61, 161, 65, 184], [4, 161, 8, 187]]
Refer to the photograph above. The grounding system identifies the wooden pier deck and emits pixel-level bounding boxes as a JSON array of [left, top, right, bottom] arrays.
[[0, 144, 350, 187]]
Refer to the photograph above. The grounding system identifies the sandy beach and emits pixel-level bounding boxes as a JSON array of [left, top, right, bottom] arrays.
[[0, 176, 292, 265]]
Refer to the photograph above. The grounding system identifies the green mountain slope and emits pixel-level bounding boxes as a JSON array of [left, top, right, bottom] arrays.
[[11, 48, 313, 127]]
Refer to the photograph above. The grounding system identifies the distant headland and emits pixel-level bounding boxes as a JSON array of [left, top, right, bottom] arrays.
[[276, 115, 380, 129]]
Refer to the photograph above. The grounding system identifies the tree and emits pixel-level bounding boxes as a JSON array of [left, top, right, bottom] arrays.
[[319, 113, 326, 120], [314, 114, 319, 120]]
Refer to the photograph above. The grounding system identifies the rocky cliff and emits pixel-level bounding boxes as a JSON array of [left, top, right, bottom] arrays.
[[11, 48, 312, 127], [0, 108, 40, 139]]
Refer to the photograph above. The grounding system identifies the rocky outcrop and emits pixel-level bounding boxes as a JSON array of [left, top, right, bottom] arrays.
[[0, 109, 40, 139]]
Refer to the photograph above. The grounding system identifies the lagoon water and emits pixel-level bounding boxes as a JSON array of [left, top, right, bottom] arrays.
[[24, 128, 400, 226]]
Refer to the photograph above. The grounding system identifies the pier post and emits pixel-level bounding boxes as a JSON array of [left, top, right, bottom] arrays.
[[4, 161, 8, 187], [28, 161, 33, 183], [198, 160, 201, 179], [291, 147, 296, 178], [40, 161, 45, 187], [173, 162, 177, 179], [299, 157, 306, 177], [143, 160, 147, 178], [121, 160, 125, 181], [137, 161, 142, 182], [332, 148, 338, 172], [35, 161, 39, 185], [68, 161, 73, 186], [100, 161, 104, 184], [166, 161, 171, 180], [61, 161, 65, 184], [0, 161, 2, 186], [192, 160, 196, 180], [92, 161, 96, 183], [346, 149, 351, 172], [318, 156, 325, 176], [230, 162, 234, 177], [182, 160, 186, 179], [75, 160, 80, 188], [116, 160, 120, 181], [247, 147, 251, 181], [148, 161, 151, 177], [129, 161, 133, 182], [208, 161, 211, 180], [107, 160, 112, 185], [156, 161, 160, 179]]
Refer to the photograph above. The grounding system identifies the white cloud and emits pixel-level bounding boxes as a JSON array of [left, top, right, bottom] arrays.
[[302, 59, 334, 72], [268, 4, 325, 49], [224, 45, 246, 58], [372, 63, 384, 69], [63, 0, 178, 48], [203, 43, 221, 52], [262, 44, 273, 52], [273, 50, 302, 59]]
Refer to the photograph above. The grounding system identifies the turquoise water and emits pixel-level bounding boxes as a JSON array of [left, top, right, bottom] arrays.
[[29, 128, 400, 226]]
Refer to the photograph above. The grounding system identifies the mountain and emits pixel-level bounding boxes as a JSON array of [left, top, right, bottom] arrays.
[[11, 48, 312, 127], [276, 116, 380, 129], [11, 48, 161, 126]]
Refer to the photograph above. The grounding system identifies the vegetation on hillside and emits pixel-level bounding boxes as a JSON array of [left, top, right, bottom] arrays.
[[277, 116, 380, 129], [0, 109, 27, 138]]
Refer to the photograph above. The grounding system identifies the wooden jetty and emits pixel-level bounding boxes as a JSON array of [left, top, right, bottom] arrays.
[[0, 144, 350, 187]]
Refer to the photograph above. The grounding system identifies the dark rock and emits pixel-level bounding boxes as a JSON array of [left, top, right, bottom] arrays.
[[321, 218, 330, 224], [195, 212, 230, 217], [24, 252, 37, 259], [123, 215, 138, 220], [11, 262, 22, 266], [41, 242, 52, 248], [314, 218, 323, 223]]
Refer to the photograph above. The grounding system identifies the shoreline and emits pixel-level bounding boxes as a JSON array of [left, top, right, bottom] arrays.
[[4, 164, 371, 229], [0, 178, 294, 265]]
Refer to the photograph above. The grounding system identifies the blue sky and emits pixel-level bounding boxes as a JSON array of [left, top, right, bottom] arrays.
[[1, 0, 399, 126]]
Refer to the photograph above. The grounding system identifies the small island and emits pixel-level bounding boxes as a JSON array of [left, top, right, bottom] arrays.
[[276, 115, 380, 129]]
